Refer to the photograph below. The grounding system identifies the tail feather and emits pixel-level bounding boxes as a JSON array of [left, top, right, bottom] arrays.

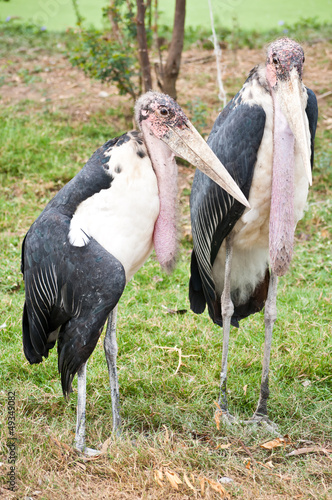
[[189, 250, 206, 314], [22, 303, 43, 364], [57, 315, 107, 398]]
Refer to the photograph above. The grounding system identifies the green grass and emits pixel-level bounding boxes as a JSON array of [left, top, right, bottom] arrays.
[[0, 27, 331, 499], [0, 0, 331, 31]]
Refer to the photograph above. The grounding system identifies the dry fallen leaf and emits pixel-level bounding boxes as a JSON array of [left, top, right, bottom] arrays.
[[260, 436, 291, 450], [199, 476, 206, 495], [216, 443, 232, 450], [163, 426, 170, 444], [205, 477, 230, 499], [154, 469, 164, 487], [287, 446, 332, 458], [243, 384, 248, 395], [257, 460, 274, 471], [214, 401, 223, 430], [165, 469, 182, 489], [215, 411, 222, 430], [155, 470, 163, 479], [183, 472, 196, 492], [99, 436, 113, 455]]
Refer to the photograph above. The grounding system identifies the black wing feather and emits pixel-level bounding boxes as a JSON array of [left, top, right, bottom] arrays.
[[305, 87, 318, 169], [22, 135, 129, 397], [189, 100, 266, 326]]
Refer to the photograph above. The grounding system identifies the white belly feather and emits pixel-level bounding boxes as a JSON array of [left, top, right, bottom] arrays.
[[212, 74, 310, 303], [69, 140, 160, 282]]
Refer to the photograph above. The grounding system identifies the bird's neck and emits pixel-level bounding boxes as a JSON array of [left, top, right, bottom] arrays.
[[142, 128, 179, 272], [269, 99, 295, 276]]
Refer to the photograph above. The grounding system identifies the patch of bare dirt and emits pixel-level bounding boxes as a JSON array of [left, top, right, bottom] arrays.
[[177, 42, 332, 130], [1, 42, 331, 127], [0, 42, 330, 240], [0, 51, 133, 124]]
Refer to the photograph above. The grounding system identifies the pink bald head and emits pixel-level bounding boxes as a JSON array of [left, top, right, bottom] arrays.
[[265, 38, 305, 88], [135, 91, 188, 140]]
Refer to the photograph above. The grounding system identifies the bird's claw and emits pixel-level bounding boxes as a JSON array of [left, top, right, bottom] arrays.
[[75, 445, 101, 457], [223, 412, 238, 426], [243, 414, 280, 435], [216, 409, 238, 426], [83, 446, 101, 457]]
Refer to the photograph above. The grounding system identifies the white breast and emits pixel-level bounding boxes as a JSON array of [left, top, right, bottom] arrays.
[[233, 79, 275, 250], [233, 73, 309, 252], [212, 72, 310, 304], [69, 140, 160, 282]]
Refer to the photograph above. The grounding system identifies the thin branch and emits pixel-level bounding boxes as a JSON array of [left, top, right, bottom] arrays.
[[154, 345, 197, 376]]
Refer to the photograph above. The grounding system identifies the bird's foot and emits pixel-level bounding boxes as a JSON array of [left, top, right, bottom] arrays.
[[75, 445, 101, 457], [244, 413, 280, 435], [84, 446, 101, 457], [75, 437, 102, 457], [215, 408, 238, 426], [223, 411, 238, 426]]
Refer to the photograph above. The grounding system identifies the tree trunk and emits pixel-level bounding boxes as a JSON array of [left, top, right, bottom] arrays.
[[161, 0, 186, 99], [107, 1, 123, 45], [136, 0, 152, 93]]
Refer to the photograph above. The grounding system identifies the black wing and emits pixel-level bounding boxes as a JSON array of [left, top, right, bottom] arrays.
[[305, 87, 318, 169], [189, 100, 266, 326], [22, 135, 128, 397]]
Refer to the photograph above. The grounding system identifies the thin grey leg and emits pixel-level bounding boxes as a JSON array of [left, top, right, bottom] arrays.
[[248, 271, 279, 433], [75, 362, 101, 455], [75, 361, 87, 452], [218, 235, 235, 421], [104, 305, 121, 435]]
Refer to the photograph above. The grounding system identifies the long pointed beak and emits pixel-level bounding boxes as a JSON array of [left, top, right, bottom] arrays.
[[161, 120, 250, 208], [274, 69, 312, 185]]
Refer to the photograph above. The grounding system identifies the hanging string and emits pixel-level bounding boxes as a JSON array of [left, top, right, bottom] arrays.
[[207, 0, 227, 108]]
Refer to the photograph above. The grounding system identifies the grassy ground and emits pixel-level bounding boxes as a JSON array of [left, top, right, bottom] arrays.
[[0, 23, 331, 499]]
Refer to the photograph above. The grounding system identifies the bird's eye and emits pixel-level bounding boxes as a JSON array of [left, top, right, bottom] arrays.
[[272, 56, 279, 65], [158, 107, 169, 117]]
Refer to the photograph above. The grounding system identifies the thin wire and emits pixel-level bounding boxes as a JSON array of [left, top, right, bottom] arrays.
[[207, 0, 227, 108]]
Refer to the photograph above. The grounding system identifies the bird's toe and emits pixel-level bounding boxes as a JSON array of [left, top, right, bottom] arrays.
[[216, 409, 238, 426], [244, 414, 280, 435], [76, 446, 101, 457]]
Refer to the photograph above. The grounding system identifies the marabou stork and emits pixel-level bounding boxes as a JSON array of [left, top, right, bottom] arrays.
[[189, 38, 318, 427], [21, 91, 248, 454]]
